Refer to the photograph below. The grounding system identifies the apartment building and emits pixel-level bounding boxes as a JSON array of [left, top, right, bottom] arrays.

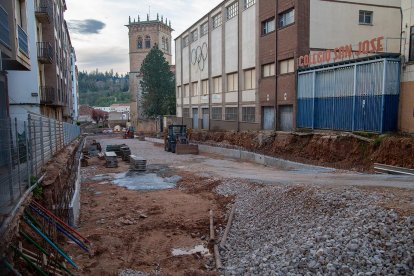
[[70, 47, 79, 121], [175, 0, 402, 132], [2, 0, 76, 123], [0, 0, 32, 120], [39, 0, 75, 122], [400, 0, 414, 133]]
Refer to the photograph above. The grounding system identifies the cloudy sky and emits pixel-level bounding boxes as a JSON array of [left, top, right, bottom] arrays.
[[65, 0, 223, 75]]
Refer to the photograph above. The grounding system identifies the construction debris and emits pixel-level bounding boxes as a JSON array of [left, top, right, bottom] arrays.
[[120, 146, 132, 162], [105, 152, 118, 168], [129, 155, 147, 171]]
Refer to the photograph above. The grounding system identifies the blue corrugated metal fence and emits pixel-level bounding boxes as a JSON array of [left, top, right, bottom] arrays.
[[297, 57, 400, 133]]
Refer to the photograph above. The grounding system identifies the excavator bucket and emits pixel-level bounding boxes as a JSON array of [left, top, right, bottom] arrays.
[[175, 144, 199, 155]]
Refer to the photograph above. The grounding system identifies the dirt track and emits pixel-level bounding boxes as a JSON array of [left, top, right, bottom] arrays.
[[66, 135, 414, 275]]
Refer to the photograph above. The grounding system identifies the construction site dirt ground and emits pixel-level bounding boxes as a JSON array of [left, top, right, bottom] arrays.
[[65, 135, 414, 275]]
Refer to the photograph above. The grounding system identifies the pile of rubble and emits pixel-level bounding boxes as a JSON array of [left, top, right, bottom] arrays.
[[216, 182, 414, 275]]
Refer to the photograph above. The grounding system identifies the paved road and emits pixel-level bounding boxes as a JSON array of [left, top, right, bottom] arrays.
[[96, 137, 414, 190]]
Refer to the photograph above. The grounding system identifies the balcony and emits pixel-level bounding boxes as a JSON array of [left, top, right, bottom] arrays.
[[35, 0, 52, 24], [40, 86, 65, 106], [18, 25, 28, 56], [0, 5, 11, 48], [37, 42, 53, 64]]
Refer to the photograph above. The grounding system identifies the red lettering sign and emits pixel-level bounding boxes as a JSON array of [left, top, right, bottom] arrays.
[[298, 36, 386, 68]]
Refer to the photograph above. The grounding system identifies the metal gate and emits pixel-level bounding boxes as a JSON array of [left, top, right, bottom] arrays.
[[262, 107, 275, 130], [279, 105, 293, 131], [202, 108, 209, 129], [192, 108, 199, 129]]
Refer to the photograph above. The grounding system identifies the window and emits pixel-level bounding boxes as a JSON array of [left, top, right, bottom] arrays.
[[262, 18, 275, 35], [191, 29, 198, 42], [166, 38, 169, 52], [242, 107, 255, 122], [227, 2, 239, 20], [183, 36, 189, 47], [137, 36, 143, 49], [244, 69, 256, 90], [225, 107, 238, 121], [212, 13, 222, 29], [145, 35, 151, 48], [183, 108, 190, 118], [212, 107, 222, 120], [279, 9, 295, 28], [410, 26, 414, 62], [280, 58, 295, 74], [262, 63, 275, 77], [359, 10, 373, 25], [191, 81, 198, 96], [184, 84, 190, 97], [201, 79, 209, 95], [213, 76, 222, 93], [227, 73, 238, 92], [244, 0, 255, 9], [200, 22, 208, 37], [162, 37, 166, 50], [177, 86, 182, 98]]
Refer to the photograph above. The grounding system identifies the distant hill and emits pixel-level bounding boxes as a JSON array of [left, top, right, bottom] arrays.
[[79, 69, 130, 107]]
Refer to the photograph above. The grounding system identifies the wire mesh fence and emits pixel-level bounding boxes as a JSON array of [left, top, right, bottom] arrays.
[[0, 113, 80, 214]]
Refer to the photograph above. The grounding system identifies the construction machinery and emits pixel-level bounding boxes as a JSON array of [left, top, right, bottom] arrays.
[[123, 126, 135, 139], [164, 125, 199, 155]]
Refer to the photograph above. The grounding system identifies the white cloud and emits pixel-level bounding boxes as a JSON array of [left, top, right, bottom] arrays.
[[65, 0, 223, 74]]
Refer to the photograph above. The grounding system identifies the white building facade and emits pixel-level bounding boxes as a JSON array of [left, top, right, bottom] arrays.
[[7, 0, 41, 122]]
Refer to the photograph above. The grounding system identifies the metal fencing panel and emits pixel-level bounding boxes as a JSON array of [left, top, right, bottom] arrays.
[[297, 57, 401, 133], [0, 113, 80, 220]]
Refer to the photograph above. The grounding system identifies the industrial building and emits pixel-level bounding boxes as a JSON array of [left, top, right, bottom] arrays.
[[175, 0, 408, 133]]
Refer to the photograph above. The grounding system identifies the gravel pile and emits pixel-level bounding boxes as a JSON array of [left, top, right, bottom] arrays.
[[217, 182, 414, 275]]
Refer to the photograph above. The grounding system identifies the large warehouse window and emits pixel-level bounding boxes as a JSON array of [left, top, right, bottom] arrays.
[[242, 107, 255, 123], [183, 36, 189, 47], [244, 69, 256, 90], [213, 76, 222, 93], [410, 26, 414, 61], [227, 2, 238, 20], [212, 107, 222, 120], [177, 86, 182, 98], [227, 73, 238, 92], [262, 63, 275, 77], [244, 0, 255, 9], [200, 22, 208, 37], [202, 79, 209, 95], [262, 17, 275, 35], [225, 107, 238, 121], [280, 58, 295, 74], [359, 10, 373, 25], [191, 82, 198, 96], [279, 9, 295, 28], [184, 84, 189, 97], [191, 29, 198, 42], [212, 13, 222, 29]]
